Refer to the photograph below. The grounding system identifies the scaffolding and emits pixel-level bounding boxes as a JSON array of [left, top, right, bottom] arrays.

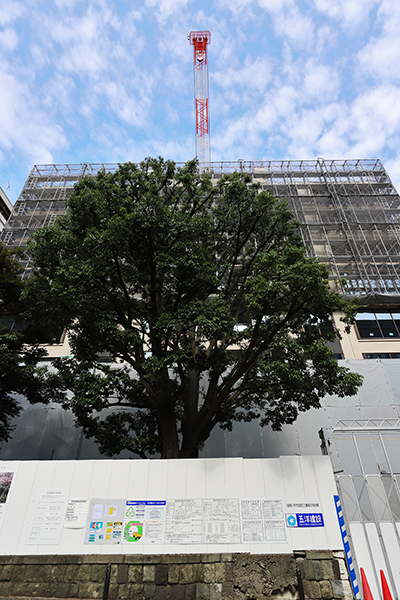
[[2, 158, 400, 294]]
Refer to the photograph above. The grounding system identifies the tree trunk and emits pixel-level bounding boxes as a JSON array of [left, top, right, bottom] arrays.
[[158, 400, 180, 459]]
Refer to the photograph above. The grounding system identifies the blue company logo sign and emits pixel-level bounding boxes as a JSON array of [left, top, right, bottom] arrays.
[[286, 513, 324, 527]]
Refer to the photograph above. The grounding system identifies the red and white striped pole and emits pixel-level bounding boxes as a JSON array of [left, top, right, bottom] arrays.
[[188, 31, 211, 167]]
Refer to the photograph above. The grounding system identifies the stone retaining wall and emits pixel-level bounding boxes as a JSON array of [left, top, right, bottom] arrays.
[[0, 551, 353, 600]]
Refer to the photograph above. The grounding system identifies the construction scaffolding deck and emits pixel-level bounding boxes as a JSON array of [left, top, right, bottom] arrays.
[[2, 159, 400, 294]]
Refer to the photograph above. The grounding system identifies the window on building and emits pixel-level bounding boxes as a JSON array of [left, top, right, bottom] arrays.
[[363, 353, 400, 359], [355, 312, 400, 339], [0, 313, 64, 344]]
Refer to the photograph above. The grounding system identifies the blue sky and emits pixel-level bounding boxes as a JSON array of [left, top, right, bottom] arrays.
[[1, 0, 400, 202]]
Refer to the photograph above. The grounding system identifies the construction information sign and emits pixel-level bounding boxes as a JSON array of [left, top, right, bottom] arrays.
[[203, 499, 240, 544], [84, 497, 324, 545], [240, 499, 286, 543], [84, 499, 126, 545], [284, 499, 324, 528], [27, 489, 69, 545], [124, 501, 166, 545]]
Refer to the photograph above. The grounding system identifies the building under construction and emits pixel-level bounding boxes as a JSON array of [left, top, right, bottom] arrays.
[[3, 158, 400, 600], [3, 158, 400, 297]]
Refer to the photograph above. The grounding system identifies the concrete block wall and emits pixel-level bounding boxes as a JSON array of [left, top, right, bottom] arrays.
[[0, 551, 352, 600]]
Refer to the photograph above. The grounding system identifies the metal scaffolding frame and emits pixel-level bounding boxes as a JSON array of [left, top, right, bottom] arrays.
[[2, 158, 400, 294]]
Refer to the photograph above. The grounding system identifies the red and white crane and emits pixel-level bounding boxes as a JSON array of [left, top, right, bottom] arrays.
[[188, 31, 211, 166]]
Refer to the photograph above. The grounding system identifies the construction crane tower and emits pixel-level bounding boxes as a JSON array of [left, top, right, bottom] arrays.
[[188, 31, 211, 166]]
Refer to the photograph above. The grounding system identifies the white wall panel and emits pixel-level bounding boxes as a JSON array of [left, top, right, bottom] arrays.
[[205, 458, 226, 498], [89, 460, 113, 497], [68, 461, 95, 498], [186, 459, 207, 498], [260, 458, 284, 497], [243, 458, 265, 497], [300, 456, 327, 549], [380, 523, 400, 599], [281, 456, 312, 550], [167, 458, 187, 498], [146, 460, 167, 499], [108, 461, 130, 499], [311, 456, 342, 550], [0, 456, 341, 556], [365, 523, 394, 600], [349, 523, 380, 600], [127, 460, 150, 499], [281, 456, 306, 498], [225, 458, 245, 497]]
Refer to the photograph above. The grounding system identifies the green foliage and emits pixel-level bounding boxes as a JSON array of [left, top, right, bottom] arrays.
[[25, 157, 362, 458], [0, 243, 58, 443]]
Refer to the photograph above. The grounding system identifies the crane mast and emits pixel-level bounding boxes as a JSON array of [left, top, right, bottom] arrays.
[[188, 31, 211, 166]]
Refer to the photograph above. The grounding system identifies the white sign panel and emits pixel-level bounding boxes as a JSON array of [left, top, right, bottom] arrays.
[[85, 499, 126, 545], [64, 499, 91, 529], [27, 489, 69, 545], [123, 501, 166, 545], [203, 499, 241, 544], [284, 499, 324, 529], [165, 499, 202, 544], [240, 498, 287, 543]]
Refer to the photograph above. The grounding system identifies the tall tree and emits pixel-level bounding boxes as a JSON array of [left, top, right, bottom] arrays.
[[25, 158, 362, 459], [0, 243, 55, 443]]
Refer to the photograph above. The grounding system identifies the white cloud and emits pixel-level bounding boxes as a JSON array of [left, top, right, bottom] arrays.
[[42, 73, 77, 113], [285, 106, 337, 154], [213, 56, 273, 92], [303, 60, 340, 101], [215, 0, 253, 13], [285, 85, 400, 160], [212, 83, 299, 156], [359, 36, 400, 82], [314, 24, 337, 55], [40, 5, 143, 80], [145, 0, 192, 21], [28, 2, 153, 132], [357, 0, 400, 81], [258, 0, 315, 49], [54, 0, 85, 8], [314, 0, 380, 32], [100, 80, 152, 127], [0, 62, 68, 166], [350, 86, 400, 155], [47, 11, 109, 78], [0, 1, 23, 26], [0, 28, 18, 51], [29, 43, 50, 68]]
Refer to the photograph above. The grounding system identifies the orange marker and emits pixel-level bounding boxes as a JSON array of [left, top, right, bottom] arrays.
[[360, 567, 375, 600], [380, 570, 393, 600]]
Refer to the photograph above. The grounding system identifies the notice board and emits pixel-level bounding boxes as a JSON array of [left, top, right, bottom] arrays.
[[0, 456, 342, 555]]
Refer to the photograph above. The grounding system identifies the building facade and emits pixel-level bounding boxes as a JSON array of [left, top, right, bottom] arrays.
[[0, 185, 12, 232]]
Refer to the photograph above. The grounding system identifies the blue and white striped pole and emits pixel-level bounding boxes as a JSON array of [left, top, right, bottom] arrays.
[[334, 494, 360, 599]]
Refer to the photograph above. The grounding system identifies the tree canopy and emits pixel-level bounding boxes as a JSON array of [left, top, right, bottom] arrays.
[[0, 243, 54, 443], [25, 157, 362, 459]]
